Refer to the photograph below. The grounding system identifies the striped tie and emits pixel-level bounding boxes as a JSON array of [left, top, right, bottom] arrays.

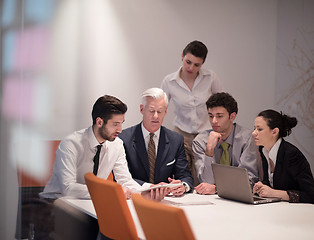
[[148, 133, 156, 183]]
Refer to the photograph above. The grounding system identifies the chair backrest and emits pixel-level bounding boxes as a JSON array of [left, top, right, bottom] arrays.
[[17, 140, 61, 187], [132, 194, 196, 240], [84, 172, 138, 240]]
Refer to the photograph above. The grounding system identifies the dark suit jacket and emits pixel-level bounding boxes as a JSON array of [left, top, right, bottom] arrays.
[[119, 123, 194, 189], [260, 139, 314, 203]]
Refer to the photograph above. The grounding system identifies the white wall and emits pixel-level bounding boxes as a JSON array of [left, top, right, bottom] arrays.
[[48, 0, 277, 139], [275, 0, 314, 172]]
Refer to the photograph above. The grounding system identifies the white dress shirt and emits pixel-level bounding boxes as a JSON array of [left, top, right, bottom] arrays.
[[141, 122, 160, 156], [262, 138, 282, 187], [40, 126, 141, 199], [161, 67, 223, 134]]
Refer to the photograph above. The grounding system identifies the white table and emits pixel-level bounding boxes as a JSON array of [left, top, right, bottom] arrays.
[[60, 193, 314, 240]]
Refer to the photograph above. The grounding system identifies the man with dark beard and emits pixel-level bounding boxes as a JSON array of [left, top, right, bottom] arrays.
[[40, 95, 165, 200]]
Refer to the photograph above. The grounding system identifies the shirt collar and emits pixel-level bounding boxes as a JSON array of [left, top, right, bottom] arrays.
[[268, 138, 282, 164], [88, 126, 105, 149], [217, 123, 236, 148], [170, 67, 209, 82], [141, 122, 161, 139], [262, 138, 282, 164]]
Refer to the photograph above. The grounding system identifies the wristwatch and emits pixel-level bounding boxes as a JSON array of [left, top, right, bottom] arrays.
[[182, 182, 190, 193]]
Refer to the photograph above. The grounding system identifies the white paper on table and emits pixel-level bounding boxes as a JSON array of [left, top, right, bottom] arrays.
[[162, 193, 214, 206]]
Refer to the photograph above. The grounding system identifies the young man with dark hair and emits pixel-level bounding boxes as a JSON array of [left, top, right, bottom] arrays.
[[41, 95, 165, 200], [161, 40, 223, 186], [192, 92, 258, 194]]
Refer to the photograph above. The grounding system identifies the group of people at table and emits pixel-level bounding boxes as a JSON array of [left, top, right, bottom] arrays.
[[40, 40, 314, 204]]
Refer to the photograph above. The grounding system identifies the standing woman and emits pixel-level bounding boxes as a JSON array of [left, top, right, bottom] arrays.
[[252, 109, 314, 203], [161, 40, 223, 186]]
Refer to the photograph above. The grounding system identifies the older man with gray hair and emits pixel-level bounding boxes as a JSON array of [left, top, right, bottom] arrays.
[[119, 88, 194, 196]]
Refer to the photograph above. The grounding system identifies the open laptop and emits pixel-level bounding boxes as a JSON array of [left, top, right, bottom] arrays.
[[212, 163, 281, 204]]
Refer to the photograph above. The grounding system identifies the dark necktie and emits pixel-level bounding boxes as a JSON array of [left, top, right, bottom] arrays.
[[220, 142, 230, 165], [93, 145, 102, 175], [148, 133, 156, 183]]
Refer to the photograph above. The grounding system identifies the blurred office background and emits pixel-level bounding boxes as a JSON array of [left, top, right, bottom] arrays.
[[1, 0, 313, 239]]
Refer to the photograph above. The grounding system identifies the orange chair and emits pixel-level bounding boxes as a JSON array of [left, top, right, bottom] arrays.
[[132, 194, 196, 240], [84, 172, 138, 240], [17, 140, 61, 188]]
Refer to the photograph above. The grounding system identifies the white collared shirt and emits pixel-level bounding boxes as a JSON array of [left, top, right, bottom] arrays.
[[40, 126, 141, 199], [141, 122, 160, 155], [262, 138, 282, 187], [161, 67, 222, 134]]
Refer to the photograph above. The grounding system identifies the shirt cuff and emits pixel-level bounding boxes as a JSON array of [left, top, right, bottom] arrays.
[[182, 182, 190, 193]]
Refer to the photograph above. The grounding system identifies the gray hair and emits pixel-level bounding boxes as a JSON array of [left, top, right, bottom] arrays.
[[141, 88, 168, 107]]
